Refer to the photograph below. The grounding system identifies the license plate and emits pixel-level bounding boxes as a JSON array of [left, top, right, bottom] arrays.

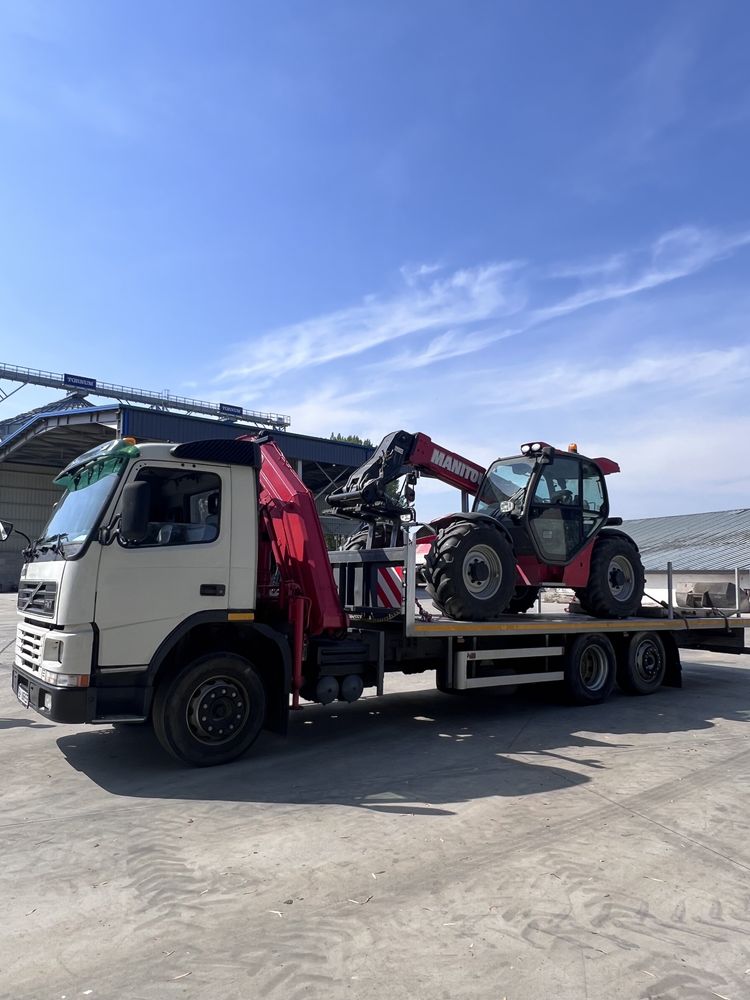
[[17, 681, 29, 709]]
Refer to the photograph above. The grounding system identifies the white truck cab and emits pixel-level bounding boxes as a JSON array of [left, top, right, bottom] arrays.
[[9, 437, 268, 743]]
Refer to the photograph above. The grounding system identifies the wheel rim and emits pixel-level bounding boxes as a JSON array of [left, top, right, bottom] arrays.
[[186, 676, 250, 745], [462, 543, 503, 599], [607, 554, 635, 603], [579, 645, 609, 691], [633, 639, 663, 683]]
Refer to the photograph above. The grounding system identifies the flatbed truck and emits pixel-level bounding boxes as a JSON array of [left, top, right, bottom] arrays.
[[6, 435, 749, 766]]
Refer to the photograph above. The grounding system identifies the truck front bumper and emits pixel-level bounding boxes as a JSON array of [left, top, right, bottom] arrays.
[[12, 663, 152, 724], [12, 666, 93, 724]]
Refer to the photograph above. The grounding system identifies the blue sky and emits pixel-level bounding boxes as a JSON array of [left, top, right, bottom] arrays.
[[1, 0, 749, 518]]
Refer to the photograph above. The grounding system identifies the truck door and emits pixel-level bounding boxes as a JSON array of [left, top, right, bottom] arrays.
[[94, 461, 232, 667]]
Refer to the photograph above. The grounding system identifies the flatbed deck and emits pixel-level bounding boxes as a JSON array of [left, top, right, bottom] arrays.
[[405, 605, 750, 637], [329, 537, 750, 644], [401, 535, 750, 639]]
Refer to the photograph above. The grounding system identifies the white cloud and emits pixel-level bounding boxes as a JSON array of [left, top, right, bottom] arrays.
[[548, 253, 628, 280], [219, 223, 750, 392], [590, 418, 750, 519], [370, 327, 518, 370], [399, 262, 444, 286], [217, 261, 527, 382], [533, 226, 750, 324], [475, 345, 750, 414]]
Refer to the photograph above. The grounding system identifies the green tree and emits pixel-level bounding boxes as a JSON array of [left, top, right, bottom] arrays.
[[330, 432, 374, 448]]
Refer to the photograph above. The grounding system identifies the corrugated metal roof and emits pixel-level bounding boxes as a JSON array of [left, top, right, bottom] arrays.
[[622, 509, 750, 571], [0, 392, 92, 439]]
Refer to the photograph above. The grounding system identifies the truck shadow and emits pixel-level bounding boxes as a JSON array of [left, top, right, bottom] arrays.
[[0, 716, 54, 729], [56, 658, 750, 816]]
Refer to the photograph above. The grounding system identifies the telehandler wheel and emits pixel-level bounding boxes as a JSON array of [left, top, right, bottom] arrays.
[[152, 652, 266, 767], [340, 525, 400, 550], [424, 520, 516, 621], [341, 529, 369, 551], [575, 534, 645, 618], [563, 634, 616, 705], [618, 632, 666, 695], [506, 586, 540, 614]]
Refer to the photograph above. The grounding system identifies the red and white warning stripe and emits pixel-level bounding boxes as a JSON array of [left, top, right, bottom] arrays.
[[376, 565, 404, 608]]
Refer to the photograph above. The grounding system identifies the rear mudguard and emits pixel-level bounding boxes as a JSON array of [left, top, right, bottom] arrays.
[[559, 527, 639, 589]]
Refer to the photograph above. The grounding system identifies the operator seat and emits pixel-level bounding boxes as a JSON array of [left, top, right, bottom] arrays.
[[195, 492, 220, 542]]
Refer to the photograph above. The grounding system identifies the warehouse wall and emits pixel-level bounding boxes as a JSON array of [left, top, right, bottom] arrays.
[[0, 461, 60, 591]]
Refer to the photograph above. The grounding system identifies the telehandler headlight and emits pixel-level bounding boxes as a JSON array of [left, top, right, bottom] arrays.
[[520, 441, 551, 455]]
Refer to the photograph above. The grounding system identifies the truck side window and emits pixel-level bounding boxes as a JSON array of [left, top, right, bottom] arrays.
[[130, 468, 222, 546]]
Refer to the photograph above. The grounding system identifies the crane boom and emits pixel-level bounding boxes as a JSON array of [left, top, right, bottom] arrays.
[[327, 429, 486, 522]]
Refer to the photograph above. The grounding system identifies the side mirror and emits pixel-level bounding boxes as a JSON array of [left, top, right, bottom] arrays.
[[120, 482, 150, 544], [0, 520, 13, 542]]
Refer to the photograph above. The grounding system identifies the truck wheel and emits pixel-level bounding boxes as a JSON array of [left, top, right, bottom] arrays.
[[575, 535, 644, 618], [618, 632, 666, 695], [424, 520, 516, 621], [152, 653, 266, 766], [507, 586, 540, 614], [564, 634, 616, 704]]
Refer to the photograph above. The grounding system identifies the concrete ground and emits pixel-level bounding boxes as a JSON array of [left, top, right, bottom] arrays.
[[2, 594, 750, 1000]]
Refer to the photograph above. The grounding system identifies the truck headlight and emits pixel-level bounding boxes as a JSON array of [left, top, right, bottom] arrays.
[[43, 638, 63, 663], [40, 668, 89, 688]]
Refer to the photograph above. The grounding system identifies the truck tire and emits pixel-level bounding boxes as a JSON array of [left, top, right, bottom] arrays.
[[424, 520, 516, 621], [507, 586, 540, 614], [152, 652, 266, 766], [618, 632, 666, 695], [564, 634, 616, 704], [575, 535, 644, 618]]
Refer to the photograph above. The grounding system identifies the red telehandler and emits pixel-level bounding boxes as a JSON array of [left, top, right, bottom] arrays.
[[327, 431, 645, 621]]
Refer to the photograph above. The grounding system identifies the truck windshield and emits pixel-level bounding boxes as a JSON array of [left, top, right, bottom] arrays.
[[474, 457, 536, 512], [34, 441, 137, 559]]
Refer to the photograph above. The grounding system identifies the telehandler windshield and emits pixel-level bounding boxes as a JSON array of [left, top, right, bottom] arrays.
[[474, 457, 535, 511]]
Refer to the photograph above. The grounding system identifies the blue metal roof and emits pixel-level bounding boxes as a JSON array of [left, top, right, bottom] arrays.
[[622, 509, 750, 572], [0, 401, 373, 470], [0, 402, 119, 456]]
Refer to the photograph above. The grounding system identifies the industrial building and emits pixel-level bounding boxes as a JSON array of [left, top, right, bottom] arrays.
[[622, 509, 750, 611], [0, 368, 373, 589]]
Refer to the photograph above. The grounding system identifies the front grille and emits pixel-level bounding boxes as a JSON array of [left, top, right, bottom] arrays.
[[17, 580, 57, 617], [15, 624, 45, 674]]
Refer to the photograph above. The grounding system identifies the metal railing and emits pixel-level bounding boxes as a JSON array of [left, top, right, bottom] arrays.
[[0, 362, 290, 429]]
